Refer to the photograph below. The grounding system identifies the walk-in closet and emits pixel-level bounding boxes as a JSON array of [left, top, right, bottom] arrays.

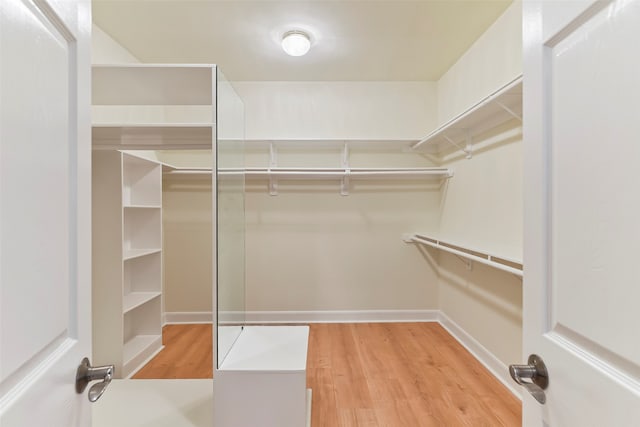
[[88, 2, 525, 426]]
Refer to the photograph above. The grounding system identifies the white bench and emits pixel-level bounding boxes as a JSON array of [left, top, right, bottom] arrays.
[[213, 326, 310, 427]]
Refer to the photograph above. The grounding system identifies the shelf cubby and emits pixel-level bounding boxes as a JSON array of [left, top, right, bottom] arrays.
[[123, 208, 161, 252], [123, 251, 161, 293], [123, 296, 162, 377], [123, 153, 162, 206]]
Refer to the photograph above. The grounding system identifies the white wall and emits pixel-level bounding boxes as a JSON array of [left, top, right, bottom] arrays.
[[162, 175, 213, 314], [228, 81, 442, 315], [92, 24, 140, 64], [438, 122, 523, 259], [436, 2, 522, 125], [245, 166, 442, 313], [434, 1, 523, 366], [234, 82, 437, 140], [436, 124, 523, 366]]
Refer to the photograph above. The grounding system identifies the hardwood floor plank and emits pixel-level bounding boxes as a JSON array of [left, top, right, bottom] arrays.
[[375, 399, 441, 427], [334, 376, 375, 410], [132, 324, 213, 379], [309, 368, 340, 427], [132, 322, 521, 426], [338, 408, 379, 427], [365, 378, 407, 403]]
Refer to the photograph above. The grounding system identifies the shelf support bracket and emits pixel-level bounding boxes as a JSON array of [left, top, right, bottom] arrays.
[[269, 142, 278, 196], [443, 134, 472, 160], [495, 101, 522, 122], [341, 142, 350, 196], [454, 254, 474, 271]]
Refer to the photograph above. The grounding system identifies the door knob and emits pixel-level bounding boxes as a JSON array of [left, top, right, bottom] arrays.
[[509, 354, 548, 404], [75, 357, 114, 402]]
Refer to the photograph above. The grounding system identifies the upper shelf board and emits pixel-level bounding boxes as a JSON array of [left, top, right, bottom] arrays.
[[93, 125, 214, 150], [92, 64, 216, 106], [413, 76, 523, 154], [243, 139, 421, 151]]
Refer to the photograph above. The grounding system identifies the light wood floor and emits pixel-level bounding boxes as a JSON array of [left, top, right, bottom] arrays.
[[133, 323, 521, 426], [133, 323, 213, 379]]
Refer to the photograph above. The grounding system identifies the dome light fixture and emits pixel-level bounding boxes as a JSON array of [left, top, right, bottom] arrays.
[[281, 30, 311, 57]]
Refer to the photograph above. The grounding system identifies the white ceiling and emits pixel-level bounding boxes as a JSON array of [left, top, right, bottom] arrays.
[[93, 0, 512, 82]]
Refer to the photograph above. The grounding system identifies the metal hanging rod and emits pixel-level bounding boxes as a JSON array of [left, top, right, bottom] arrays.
[[405, 233, 523, 278], [164, 167, 454, 178]]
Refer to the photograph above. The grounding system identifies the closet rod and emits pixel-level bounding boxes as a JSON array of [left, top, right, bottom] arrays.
[[165, 167, 453, 178], [165, 169, 211, 174], [409, 234, 523, 277]]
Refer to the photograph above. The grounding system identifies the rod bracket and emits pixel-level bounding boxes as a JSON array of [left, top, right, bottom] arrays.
[[269, 142, 278, 196], [443, 133, 473, 159], [340, 142, 350, 196], [402, 234, 415, 243], [454, 254, 474, 271]]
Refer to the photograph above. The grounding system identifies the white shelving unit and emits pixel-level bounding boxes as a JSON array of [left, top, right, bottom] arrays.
[[91, 64, 219, 377], [92, 150, 164, 378], [92, 64, 313, 425], [412, 76, 523, 157], [405, 233, 523, 277]]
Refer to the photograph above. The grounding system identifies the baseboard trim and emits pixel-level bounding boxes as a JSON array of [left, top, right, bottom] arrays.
[[243, 310, 440, 324], [163, 310, 439, 324], [125, 345, 165, 379], [437, 312, 522, 400], [306, 389, 312, 427], [164, 311, 213, 325]]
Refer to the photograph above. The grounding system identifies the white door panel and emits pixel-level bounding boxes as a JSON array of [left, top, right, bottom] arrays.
[[543, 334, 640, 426], [523, 0, 640, 424], [2, 0, 71, 379], [549, 0, 640, 365], [0, 0, 92, 425]]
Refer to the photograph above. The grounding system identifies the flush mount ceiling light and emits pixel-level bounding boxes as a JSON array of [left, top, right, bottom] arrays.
[[281, 31, 311, 56]]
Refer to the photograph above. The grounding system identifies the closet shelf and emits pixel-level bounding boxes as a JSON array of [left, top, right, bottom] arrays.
[[123, 248, 162, 261], [164, 166, 451, 195], [413, 76, 522, 156], [124, 205, 162, 209], [93, 125, 214, 150], [243, 139, 420, 150], [123, 292, 162, 314], [406, 233, 523, 277]]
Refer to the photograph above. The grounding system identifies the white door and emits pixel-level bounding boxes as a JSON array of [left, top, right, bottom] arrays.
[[521, 0, 640, 425], [0, 0, 93, 425]]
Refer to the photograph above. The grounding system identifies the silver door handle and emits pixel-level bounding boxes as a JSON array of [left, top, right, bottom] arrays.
[[509, 354, 548, 404], [75, 357, 114, 402]]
